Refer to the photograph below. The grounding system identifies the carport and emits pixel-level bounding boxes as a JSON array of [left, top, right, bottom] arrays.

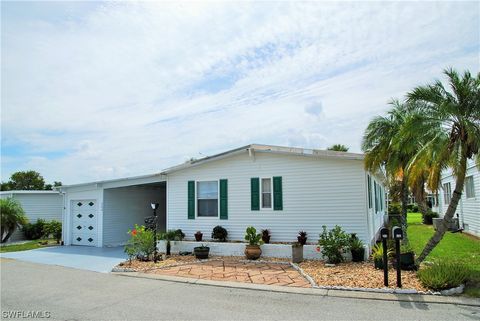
[[59, 173, 166, 247]]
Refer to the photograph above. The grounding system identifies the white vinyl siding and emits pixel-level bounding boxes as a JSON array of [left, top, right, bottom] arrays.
[[438, 159, 480, 237], [167, 151, 383, 249], [0, 192, 63, 242]]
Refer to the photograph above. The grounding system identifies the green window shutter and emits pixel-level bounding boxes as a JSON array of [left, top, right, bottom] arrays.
[[188, 181, 195, 219], [251, 177, 260, 211], [220, 179, 228, 220], [273, 176, 283, 211]]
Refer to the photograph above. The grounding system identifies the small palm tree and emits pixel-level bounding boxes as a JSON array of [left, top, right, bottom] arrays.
[[1, 198, 28, 243], [362, 100, 414, 243], [406, 68, 480, 264]]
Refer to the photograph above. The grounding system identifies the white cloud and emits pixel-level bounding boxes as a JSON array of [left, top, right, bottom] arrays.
[[1, 1, 478, 184]]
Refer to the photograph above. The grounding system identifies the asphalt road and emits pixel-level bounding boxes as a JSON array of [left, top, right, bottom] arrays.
[[1, 258, 479, 321]]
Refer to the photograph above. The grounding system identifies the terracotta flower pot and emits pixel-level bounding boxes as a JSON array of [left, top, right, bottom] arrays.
[[245, 245, 262, 260]]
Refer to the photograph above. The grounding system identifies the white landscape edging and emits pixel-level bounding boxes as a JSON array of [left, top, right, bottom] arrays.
[[157, 240, 322, 259]]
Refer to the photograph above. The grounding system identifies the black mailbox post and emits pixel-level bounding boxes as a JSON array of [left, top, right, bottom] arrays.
[[380, 227, 389, 286], [392, 226, 403, 288]]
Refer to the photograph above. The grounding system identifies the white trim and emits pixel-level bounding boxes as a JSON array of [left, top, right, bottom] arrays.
[[260, 177, 273, 210], [0, 190, 61, 195], [195, 180, 220, 219]]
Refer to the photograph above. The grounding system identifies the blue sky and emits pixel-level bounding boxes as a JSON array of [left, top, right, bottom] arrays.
[[1, 1, 479, 184]]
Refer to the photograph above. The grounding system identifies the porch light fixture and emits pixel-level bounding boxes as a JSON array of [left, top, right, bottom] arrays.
[[151, 203, 159, 210]]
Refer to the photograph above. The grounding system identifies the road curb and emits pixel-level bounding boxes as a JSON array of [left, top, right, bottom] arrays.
[[111, 271, 480, 307]]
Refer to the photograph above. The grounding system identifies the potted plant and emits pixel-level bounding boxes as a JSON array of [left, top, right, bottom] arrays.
[[195, 231, 203, 242], [211, 225, 228, 242], [350, 234, 365, 262], [193, 244, 210, 259], [261, 229, 271, 244], [292, 242, 303, 263], [159, 230, 177, 256], [244, 226, 263, 260], [371, 243, 392, 269], [297, 231, 307, 245], [399, 242, 416, 270]]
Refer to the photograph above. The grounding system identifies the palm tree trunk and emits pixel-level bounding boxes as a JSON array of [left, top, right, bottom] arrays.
[[413, 179, 429, 216], [400, 175, 409, 244], [416, 154, 467, 265]]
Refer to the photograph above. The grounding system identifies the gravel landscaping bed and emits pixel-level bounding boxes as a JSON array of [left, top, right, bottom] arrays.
[[299, 260, 427, 292], [116, 255, 289, 272]]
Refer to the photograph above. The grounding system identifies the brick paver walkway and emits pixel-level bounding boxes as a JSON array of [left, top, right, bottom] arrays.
[[148, 260, 311, 287]]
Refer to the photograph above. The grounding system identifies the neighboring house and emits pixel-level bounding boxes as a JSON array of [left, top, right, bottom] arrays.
[[437, 159, 480, 237], [0, 190, 63, 242], [58, 144, 387, 253]]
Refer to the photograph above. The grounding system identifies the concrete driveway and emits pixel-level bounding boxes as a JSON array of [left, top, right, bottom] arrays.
[[0, 246, 126, 273]]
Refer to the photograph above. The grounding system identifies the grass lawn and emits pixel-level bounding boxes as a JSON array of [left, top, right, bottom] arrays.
[[407, 212, 480, 297], [407, 213, 480, 273], [0, 240, 58, 253]]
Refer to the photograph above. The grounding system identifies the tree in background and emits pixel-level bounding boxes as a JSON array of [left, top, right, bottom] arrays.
[[0, 198, 28, 243], [327, 144, 349, 152], [362, 101, 413, 243], [0, 171, 61, 191], [406, 68, 479, 264]]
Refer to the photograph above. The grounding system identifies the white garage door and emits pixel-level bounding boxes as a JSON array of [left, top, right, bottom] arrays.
[[71, 200, 98, 246]]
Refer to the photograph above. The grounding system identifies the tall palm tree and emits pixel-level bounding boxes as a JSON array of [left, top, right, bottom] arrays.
[[406, 68, 480, 264], [362, 100, 414, 243]]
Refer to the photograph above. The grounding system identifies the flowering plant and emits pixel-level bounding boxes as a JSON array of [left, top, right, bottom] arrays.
[[125, 224, 155, 261]]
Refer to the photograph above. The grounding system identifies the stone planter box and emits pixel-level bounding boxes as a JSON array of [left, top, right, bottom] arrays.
[[157, 240, 322, 260]]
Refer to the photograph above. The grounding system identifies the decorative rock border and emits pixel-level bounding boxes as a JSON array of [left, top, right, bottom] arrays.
[[290, 262, 317, 287]]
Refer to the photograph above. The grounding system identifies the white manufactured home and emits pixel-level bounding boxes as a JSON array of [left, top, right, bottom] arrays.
[[58, 144, 387, 253], [437, 159, 480, 237], [0, 190, 63, 242]]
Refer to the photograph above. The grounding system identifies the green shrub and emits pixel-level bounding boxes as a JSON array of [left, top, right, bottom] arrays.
[[318, 225, 351, 264], [244, 226, 262, 246], [22, 219, 47, 240], [211, 225, 228, 242], [125, 224, 155, 260], [174, 229, 185, 241], [43, 220, 62, 243], [1, 198, 28, 243], [388, 203, 401, 215], [422, 210, 439, 225], [406, 204, 419, 213], [418, 261, 470, 290]]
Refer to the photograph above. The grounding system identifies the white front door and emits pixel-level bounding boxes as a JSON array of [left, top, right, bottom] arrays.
[[71, 200, 98, 246]]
